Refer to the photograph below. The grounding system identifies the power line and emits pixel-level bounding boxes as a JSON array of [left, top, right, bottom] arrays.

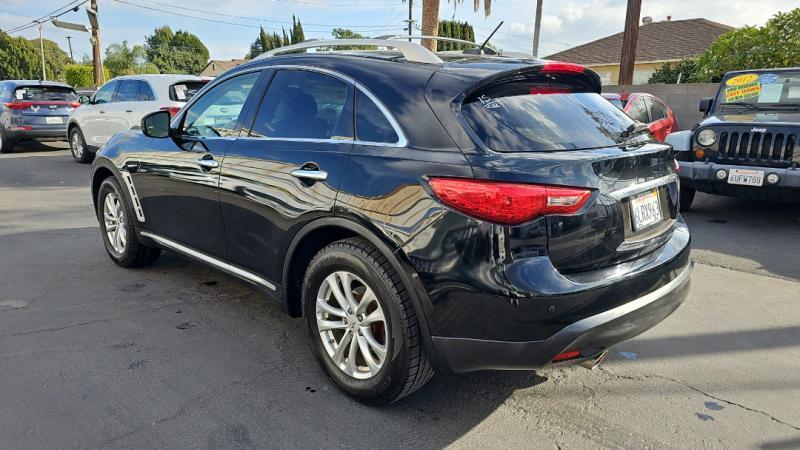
[[5, 0, 89, 34], [111, 0, 404, 34], [0, 7, 37, 19], [127, 0, 405, 29]]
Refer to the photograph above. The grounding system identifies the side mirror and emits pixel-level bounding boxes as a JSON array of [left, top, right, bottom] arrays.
[[698, 97, 713, 116], [142, 110, 171, 138], [78, 95, 91, 104]]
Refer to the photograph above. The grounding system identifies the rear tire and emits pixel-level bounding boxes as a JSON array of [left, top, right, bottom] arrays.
[[69, 126, 93, 163], [302, 238, 433, 405], [679, 186, 695, 212], [97, 177, 160, 267], [0, 127, 14, 154]]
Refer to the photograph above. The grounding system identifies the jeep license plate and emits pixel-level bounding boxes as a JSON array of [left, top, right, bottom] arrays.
[[630, 189, 663, 231], [727, 169, 764, 186]]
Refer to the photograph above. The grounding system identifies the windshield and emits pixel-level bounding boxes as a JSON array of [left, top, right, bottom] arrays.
[[463, 78, 645, 152], [716, 71, 800, 110], [13, 86, 77, 102]]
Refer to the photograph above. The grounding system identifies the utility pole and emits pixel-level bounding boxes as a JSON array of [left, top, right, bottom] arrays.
[[532, 0, 543, 57], [618, 0, 641, 85], [66, 35, 74, 61], [89, 0, 102, 87], [39, 23, 47, 81], [405, 0, 414, 42]]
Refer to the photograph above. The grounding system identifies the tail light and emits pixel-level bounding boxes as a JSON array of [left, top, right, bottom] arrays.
[[3, 102, 31, 110], [70, 101, 81, 108], [541, 62, 586, 74], [160, 106, 181, 117], [552, 350, 581, 362], [428, 178, 592, 226], [529, 87, 571, 95]]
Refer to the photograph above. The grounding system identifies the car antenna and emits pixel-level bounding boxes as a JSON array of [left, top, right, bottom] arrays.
[[477, 21, 504, 54]]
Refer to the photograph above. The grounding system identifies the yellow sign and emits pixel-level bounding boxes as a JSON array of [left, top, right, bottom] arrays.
[[725, 74, 761, 102]]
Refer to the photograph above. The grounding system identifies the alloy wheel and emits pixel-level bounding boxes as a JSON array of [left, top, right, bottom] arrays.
[[71, 131, 83, 158], [103, 192, 127, 254], [316, 271, 388, 380]]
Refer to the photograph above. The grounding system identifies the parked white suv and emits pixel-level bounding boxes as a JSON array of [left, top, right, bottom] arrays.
[[67, 74, 209, 163]]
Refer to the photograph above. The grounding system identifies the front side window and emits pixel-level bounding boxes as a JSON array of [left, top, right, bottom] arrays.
[[250, 70, 352, 140], [355, 90, 398, 144], [114, 80, 140, 102], [93, 81, 118, 104], [181, 72, 260, 138]]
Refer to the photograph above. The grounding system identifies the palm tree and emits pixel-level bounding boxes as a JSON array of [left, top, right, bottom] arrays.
[[420, 0, 493, 51]]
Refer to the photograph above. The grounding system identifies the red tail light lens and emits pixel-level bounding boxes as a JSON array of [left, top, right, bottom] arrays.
[[529, 87, 571, 95], [160, 106, 181, 117], [552, 350, 581, 362], [428, 178, 592, 226], [70, 101, 81, 108], [4, 102, 31, 110], [541, 62, 586, 74]]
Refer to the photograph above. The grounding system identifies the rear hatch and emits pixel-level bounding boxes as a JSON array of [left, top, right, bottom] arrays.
[[162, 80, 211, 116], [7, 85, 79, 128], [453, 64, 679, 273]]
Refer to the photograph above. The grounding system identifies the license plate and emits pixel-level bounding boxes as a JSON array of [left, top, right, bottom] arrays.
[[45, 116, 63, 124], [727, 168, 764, 186], [630, 189, 663, 231]]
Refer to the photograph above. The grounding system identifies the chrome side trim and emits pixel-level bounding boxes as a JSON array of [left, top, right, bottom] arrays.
[[139, 231, 277, 291], [609, 174, 678, 200], [120, 171, 145, 222]]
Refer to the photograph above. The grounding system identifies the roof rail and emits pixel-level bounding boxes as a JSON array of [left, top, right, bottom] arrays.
[[255, 39, 443, 64]]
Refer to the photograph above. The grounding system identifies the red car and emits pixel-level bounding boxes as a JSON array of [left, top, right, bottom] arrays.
[[602, 92, 677, 140]]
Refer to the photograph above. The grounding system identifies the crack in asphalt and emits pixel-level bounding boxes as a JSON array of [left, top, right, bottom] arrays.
[[0, 302, 180, 339], [692, 259, 799, 284], [598, 367, 800, 432]]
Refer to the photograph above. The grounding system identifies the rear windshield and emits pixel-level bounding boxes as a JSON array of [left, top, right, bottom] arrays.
[[170, 81, 209, 102], [14, 86, 77, 102], [462, 74, 642, 152]]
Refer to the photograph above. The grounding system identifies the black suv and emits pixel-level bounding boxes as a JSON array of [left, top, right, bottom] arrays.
[[675, 68, 800, 210], [89, 40, 692, 404]]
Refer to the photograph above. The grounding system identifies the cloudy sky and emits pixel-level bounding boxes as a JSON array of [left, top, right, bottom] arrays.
[[1, 0, 796, 61]]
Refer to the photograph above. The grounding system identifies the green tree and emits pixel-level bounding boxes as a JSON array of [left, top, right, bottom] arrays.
[[650, 8, 800, 83], [437, 20, 475, 51], [290, 15, 305, 44], [145, 26, 209, 74], [0, 31, 70, 81], [64, 64, 109, 87], [647, 58, 703, 84], [105, 41, 150, 77], [329, 28, 377, 50]]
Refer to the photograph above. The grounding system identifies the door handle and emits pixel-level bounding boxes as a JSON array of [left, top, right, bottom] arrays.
[[197, 158, 220, 169], [99, 110, 106, 114], [290, 169, 328, 182], [125, 109, 133, 113]]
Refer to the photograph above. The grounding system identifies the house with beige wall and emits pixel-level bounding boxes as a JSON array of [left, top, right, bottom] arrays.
[[546, 18, 733, 85]]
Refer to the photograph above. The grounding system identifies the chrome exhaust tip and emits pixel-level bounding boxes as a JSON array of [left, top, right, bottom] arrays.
[[578, 349, 608, 370]]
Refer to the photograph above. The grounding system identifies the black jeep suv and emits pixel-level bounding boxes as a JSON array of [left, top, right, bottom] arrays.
[[674, 68, 800, 210], [89, 40, 692, 404]]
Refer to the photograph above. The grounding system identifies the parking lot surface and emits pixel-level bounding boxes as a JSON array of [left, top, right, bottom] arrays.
[[1, 142, 799, 449]]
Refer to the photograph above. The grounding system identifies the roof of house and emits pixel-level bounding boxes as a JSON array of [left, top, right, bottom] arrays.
[[545, 18, 734, 66], [199, 58, 249, 76]]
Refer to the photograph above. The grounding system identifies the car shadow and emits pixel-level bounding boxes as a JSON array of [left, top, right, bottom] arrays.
[[682, 192, 800, 281]]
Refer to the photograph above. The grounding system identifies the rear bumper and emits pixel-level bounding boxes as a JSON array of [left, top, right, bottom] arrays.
[[680, 161, 800, 201], [433, 261, 692, 373], [5, 126, 68, 142]]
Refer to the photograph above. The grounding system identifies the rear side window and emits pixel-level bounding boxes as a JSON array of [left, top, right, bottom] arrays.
[[170, 81, 209, 102], [138, 81, 156, 101], [251, 70, 353, 140], [462, 73, 638, 152], [627, 97, 649, 123], [355, 90, 398, 144], [647, 97, 668, 120], [14, 86, 77, 102]]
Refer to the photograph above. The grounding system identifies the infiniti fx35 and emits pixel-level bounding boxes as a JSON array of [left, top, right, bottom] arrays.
[[90, 46, 692, 405]]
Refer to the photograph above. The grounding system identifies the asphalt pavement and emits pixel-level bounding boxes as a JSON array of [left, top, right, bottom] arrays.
[[1, 142, 799, 449]]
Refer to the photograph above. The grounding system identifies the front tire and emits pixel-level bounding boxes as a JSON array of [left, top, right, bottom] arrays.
[[679, 185, 696, 212], [0, 127, 14, 154], [69, 126, 93, 163], [302, 238, 433, 405], [97, 177, 160, 267]]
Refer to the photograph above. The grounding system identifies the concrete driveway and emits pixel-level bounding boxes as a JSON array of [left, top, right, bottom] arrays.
[[1, 142, 798, 449]]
